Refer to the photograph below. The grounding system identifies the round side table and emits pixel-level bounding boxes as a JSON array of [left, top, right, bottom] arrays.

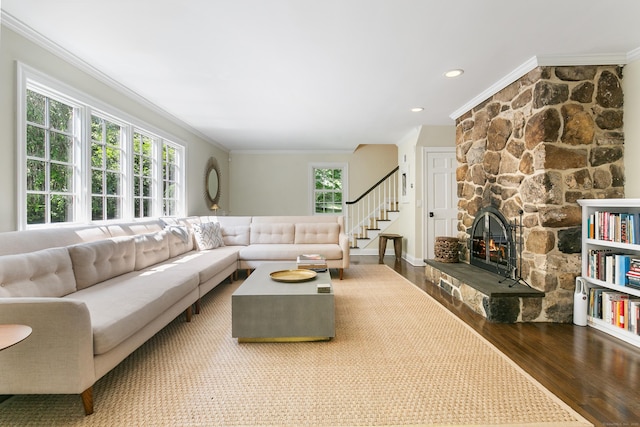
[[0, 324, 32, 351]]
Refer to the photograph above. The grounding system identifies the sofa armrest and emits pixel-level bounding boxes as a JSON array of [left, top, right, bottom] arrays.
[[339, 232, 350, 268], [0, 298, 95, 394]]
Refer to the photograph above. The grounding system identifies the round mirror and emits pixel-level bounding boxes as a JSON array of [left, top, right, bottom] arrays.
[[204, 157, 221, 209]]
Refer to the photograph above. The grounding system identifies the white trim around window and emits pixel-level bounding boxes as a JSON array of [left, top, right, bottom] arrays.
[[309, 162, 349, 216], [16, 62, 187, 229]]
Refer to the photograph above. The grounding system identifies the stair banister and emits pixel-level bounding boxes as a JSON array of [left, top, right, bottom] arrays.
[[346, 167, 399, 248]]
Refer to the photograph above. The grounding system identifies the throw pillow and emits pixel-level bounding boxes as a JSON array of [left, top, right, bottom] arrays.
[[193, 222, 225, 250]]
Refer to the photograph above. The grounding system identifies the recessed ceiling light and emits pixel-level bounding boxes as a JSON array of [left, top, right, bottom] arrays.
[[444, 69, 464, 78], [411, 107, 424, 112]]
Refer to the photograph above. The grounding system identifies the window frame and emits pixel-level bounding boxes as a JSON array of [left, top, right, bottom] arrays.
[[17, 62, 186, 229], [309, 162, 348, 216]]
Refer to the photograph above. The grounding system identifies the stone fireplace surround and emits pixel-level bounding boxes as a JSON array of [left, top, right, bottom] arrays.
[[426, 65, 625, 323]]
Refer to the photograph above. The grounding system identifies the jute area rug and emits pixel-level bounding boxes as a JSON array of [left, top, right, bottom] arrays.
[[0, 265, 591, 426]]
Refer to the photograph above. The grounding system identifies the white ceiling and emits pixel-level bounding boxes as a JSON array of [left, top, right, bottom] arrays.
[[3, 0, 640, 152]]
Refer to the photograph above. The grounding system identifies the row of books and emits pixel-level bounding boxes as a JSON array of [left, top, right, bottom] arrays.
[[587, 211, 640, 244], [588, 288, 640, 335], [586, 250, 635, 285]]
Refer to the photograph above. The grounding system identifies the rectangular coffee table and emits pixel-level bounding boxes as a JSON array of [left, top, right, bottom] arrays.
[[231, 262, 335, 342]]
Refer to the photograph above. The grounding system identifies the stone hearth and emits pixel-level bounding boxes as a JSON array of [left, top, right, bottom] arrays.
[[450, 65, 625, 322], [425, 260, 544, 322]]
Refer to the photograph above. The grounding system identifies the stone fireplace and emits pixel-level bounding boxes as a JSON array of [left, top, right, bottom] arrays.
[[427, 65, 625, 323]]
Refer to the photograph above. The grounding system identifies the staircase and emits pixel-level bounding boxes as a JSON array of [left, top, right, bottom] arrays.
[[346, 167, 400, 255]]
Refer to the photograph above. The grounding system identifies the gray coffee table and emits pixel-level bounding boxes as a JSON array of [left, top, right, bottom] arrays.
[[231, 262, 335, 342]]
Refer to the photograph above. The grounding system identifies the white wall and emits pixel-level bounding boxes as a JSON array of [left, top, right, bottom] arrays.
[[624, 59, 640, 198], [229, 145, 398, 216], [0, 25, 228, 231], [387, 126, 456, 265]]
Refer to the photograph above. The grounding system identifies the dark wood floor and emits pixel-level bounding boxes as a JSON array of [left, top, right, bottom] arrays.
[[351, 256, 640, 427]]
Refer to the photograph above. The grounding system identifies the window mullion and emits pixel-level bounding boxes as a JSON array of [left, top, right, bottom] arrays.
[[154, 139, 163, 217], [77, 105, 90, 223], [122, 124, 133, 220]]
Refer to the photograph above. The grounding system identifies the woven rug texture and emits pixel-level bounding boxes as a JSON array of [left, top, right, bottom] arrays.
[[0, 265, 591, 426]]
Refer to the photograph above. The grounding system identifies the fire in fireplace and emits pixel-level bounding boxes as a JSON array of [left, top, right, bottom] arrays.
[[468, 206, 516, 278]]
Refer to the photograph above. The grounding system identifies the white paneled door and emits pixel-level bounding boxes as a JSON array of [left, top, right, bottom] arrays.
[[424, 148, 458, 260]]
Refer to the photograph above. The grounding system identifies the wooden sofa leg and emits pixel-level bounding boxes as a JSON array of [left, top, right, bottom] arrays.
[[185, 305, 193, 322], [81, 387, 94, 415], [195, 300, 201, 315], [339, 268, 343, 280]]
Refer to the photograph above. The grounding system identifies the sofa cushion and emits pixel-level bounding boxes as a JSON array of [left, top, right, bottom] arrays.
[[221, 225, 250, 246], [193, 222, 225, 250], [239, 243, 343, 261], [294, 223, 340, 244], [165, 225, 194, 257], [134, 231, 170, 270], [0, 247, 77, 297], [250, 223, 294, 244], [66, 268, 199, 355], [169, 246, 242, 284], [67, 237, 136, 290]]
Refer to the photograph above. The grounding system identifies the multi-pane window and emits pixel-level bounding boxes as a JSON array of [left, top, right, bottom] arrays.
[[162, 144, 180, 216], [312, 166, 346, 214], [20, 65, 185, 228], [91, 115, 124, 221], [133, 132, 154, 218], [25, 90, 77, 225]]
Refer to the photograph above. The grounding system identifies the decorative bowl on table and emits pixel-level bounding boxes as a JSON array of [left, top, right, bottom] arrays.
[[269, 269, 317, 283]]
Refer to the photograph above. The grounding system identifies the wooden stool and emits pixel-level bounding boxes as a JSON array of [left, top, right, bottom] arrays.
[[378, 233, 403, 263]]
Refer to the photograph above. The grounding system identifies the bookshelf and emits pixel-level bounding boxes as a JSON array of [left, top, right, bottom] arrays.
[[578, 199, 640, 349]]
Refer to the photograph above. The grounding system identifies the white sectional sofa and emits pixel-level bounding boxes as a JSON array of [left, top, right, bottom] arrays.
[[0, 215, 348, 415]]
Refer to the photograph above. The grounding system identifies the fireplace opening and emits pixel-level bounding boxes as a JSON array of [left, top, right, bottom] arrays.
[[468, 206, 515, 278]]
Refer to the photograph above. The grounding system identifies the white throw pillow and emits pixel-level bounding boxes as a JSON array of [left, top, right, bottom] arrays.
[[193, 222, 225, 250]]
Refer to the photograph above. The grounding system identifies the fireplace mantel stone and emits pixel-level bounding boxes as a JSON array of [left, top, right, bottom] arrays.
[[424, 260, 544, 323]]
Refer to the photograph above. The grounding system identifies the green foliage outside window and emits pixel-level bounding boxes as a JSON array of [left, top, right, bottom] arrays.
[[25, 90, 75, 225], [163, 144, 179, 216], [133, 132, 153, 218], [24, 85, 185, 226], [91, 115, 123, 221], [314, 168, 343, 214]]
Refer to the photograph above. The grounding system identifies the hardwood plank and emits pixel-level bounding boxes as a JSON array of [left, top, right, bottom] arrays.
[[351, 256, 640, 427]]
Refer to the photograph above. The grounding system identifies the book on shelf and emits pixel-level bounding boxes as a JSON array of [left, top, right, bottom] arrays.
[[615, 254, 631, 286], [588, 287, 605, 319]]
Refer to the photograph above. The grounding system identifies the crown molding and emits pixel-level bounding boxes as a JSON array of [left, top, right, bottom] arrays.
[[449, 56, 539, 121], [628, 47, 640, 63], [449, 52, 633, 121], [1, 11, 228, 152]]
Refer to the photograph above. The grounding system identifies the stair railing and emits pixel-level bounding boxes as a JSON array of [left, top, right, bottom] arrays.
[[345, 167, 399, 248]]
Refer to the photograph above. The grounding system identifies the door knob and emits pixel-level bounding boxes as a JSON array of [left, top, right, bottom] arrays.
[[429, 212, 434, 217]]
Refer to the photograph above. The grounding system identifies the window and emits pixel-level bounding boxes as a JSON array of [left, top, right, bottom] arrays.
[[311, 164, 347, 215], [25, 89, 78, 225], [162, 143, 181, 216], [19, 64, 185, 228], [133, 131, 154, 218], [91, 115, 124, 220]]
